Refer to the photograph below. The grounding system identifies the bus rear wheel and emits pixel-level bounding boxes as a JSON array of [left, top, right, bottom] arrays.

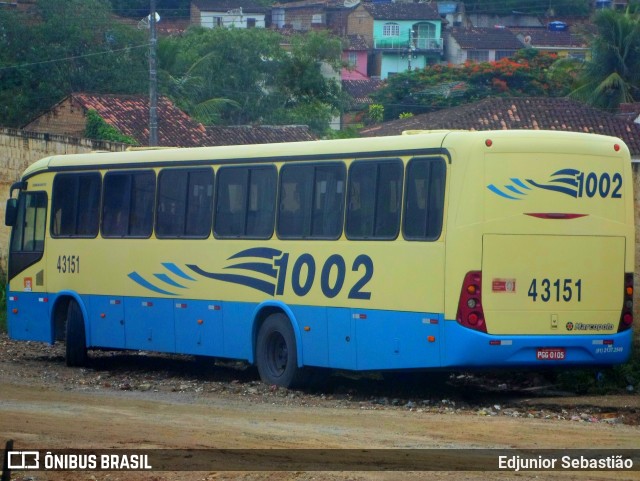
[[65, 300, 87, 367], [256, 313, 305, 389]]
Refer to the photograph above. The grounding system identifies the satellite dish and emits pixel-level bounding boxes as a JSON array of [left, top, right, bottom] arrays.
[[524, 35, 532, 45], [344, 0, 360, 7], [137, 12, 161, 29]]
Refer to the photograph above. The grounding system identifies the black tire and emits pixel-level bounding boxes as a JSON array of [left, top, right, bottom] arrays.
[[256, 313, 306, 388], [65, 301, 88, 367]]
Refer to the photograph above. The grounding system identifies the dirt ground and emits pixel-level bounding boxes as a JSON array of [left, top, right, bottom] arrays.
[[1, 334, 639, 481]]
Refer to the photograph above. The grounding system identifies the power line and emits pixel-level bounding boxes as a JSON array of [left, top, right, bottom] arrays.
[[0, 44, 150, 72]]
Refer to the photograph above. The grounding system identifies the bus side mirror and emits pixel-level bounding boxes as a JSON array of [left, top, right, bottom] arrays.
[[5, 198, 17, 226]]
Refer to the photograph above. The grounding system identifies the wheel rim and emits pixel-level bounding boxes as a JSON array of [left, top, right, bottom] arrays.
[[266, 331, 288, 377]]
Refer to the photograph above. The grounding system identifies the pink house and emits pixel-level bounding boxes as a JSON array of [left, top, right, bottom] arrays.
[[342, 34, 370, 80]]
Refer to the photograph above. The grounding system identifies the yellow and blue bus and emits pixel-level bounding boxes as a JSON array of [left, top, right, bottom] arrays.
[[5, 130, 634, 387]]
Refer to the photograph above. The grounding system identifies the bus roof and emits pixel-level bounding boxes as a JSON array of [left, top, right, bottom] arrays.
[[20, 129, 628, 179]]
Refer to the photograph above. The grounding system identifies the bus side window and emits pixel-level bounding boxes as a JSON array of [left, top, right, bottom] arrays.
[[51, 173, 101, 238], [215, 166, 275, 239], [278, 163, 345, 239], [102, 171, 155, 238], [346, 160, 402, 240], [404, 158, 446, 241]]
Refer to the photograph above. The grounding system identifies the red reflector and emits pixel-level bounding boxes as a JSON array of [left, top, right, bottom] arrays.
[[489, 340, 501, 346], [603, 339, 614, 345], [142, 301, 153, 307], [614, 144, 620, 152], [485, 139, 493, 147], [468, 313, 479, 325], [525, 213, 587, 220], [623, 313, 633, 325]]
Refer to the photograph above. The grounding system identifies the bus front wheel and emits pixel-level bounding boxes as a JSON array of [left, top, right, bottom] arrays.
[[256, 313, 305, 389], [65, 300, 87, 367]]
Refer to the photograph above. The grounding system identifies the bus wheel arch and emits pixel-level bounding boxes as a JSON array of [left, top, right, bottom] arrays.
[[52, 294, 89, 367], [253, 306, 305, 388]]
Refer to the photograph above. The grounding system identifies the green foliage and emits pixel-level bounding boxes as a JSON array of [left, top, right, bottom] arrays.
[[367, 104, 384, 124], [84, 110, 138, 145], [570, 7, 640, 110], [159, 28, 346, 135], [108, 0, 190, 18], [372, 50, 571, 120], [324, 125, 363, 139], [399, 112, 414, 119], [555, 346, 640, 394], [0, 271, 5, 333], [463, 0, 590, 16], [0, 0, 148, 127]]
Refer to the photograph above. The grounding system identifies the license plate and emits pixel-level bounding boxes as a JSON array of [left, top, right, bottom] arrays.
[[536, 348, 566, 361]]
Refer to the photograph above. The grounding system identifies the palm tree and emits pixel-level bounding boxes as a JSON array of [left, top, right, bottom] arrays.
[[570, 6, 640, 110]]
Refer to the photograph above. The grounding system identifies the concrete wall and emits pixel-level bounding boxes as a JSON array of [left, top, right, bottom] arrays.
[[0, 128, 127, 270]]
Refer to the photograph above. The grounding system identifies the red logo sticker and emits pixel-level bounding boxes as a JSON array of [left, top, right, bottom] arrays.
[[492, 278, 516, 293]]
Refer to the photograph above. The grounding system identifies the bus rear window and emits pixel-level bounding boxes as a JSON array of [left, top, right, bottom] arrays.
[[51, 173, 101, 238]]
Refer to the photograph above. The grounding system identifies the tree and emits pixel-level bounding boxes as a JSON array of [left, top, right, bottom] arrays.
[[570, 6, 640, 110], [372, 50, 572, 120], [159, 27, 347, 135], [0, 0, 148, 127], [463, 0, 590, 16]]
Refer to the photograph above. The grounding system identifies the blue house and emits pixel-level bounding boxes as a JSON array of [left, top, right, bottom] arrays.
[[346, 1, 444, 79]]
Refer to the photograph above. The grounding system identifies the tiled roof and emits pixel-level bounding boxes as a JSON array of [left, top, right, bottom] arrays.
[[363, 2, 440, 21], [345, 34, 369, 50], [205, 125, 316, 145], [342, 79, 383, 106], [449, 27, 523, 50], [73, 93, 210, 147], [360, 97, 640, 156], [73, 94, 315, 147], [510, 28, 587, 48], [191, 0, 268, 14]]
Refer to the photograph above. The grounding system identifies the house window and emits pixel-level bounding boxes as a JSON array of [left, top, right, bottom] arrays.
[[211, 16, 223, 28], [495, 50, 515, 60], [247, 18, 256, 28], [383, 23, 400, 37], [467, 50, 490, 62], [347, 52, 358, 67]]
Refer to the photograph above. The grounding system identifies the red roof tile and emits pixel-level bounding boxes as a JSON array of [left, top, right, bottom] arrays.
[[73, 93, 209, 147], [360, 97, 640, 156], [206, 125, 316, 145], [450, 27, 524, 50]]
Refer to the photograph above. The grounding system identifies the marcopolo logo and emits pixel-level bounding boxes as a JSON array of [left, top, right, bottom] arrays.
[[488, 169, 623, 201]]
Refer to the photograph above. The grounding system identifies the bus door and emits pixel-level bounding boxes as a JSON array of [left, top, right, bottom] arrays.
[[6, 190, 50, 342]]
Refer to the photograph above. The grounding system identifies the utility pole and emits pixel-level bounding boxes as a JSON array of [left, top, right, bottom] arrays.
[[149, 0, 158, 146]]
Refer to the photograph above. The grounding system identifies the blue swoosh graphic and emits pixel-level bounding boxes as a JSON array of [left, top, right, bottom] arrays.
[[186, 264, 275, 296], [549, 177, 578, 187], [506, 185, 525, 195], [129, 272, 177, 296], [226, 262, 277, 278], [510, 178, 531, 190], [527, 179, 578, 198], [154, 273, 187, 289], [161, 263, 195, 281], [552, 168, 580, 177], [228, 247, 282, 260], [488, 184, 520, 200]]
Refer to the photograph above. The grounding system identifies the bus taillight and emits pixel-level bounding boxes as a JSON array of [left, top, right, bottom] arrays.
[[619, 273, 634, 332], [457, 271, 487, 333]]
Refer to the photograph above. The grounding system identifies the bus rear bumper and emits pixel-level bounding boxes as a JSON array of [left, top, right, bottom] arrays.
[[442, 320, 632, 367]]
